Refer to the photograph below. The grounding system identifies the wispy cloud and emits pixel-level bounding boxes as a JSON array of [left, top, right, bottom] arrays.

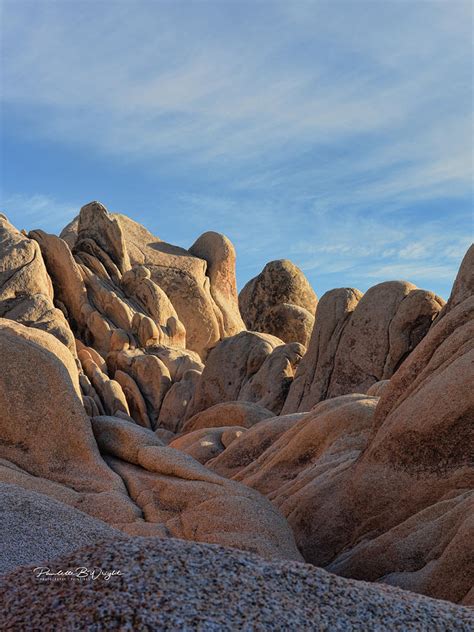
[[0, 0, 472, 299], [0, 193, 78, 233]]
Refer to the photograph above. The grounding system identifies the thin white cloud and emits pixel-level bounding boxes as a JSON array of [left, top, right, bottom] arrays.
[[0, 193, 77, 233], [0, 1, 472, 299]]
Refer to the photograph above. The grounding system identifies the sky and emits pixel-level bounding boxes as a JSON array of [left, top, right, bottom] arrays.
[[0, 0, 472, 300]]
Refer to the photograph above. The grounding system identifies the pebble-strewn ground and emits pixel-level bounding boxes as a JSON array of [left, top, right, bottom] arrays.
[[1, 536, 472, 631]]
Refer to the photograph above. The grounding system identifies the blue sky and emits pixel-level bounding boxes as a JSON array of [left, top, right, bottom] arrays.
[[1, 0, 472, 299]]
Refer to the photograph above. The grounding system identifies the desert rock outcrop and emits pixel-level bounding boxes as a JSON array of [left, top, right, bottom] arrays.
[[186, 331, 304, 417], [0, 316, 301, 561], [182, 401, 274, 433], [61, 204, 245, 358], [0, 216, 76, 353], [283, 281, 444, 413], [239, 259, 317, 346], [1, 203, 471, 612], [216, 260, 473, 604], [2, 537, 471, 630]]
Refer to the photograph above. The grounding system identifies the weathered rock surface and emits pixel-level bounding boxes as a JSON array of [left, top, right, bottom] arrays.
[[169, 426, 246, 464], [437, 243, 474, 319], [157, 369, 202, 433], [208, 412, 307, 478], [0, 483, 122, 574], [0, 216, 76, 353], [238, 341, 305, 414], [77, 201, 131, 275], [186, 331, 304, 417], [0, 320, 139, 510], [0, 318, 301, 561], [189, 231, 246, 338], [182, 401, 274, 433], [239, 259, 317, 345], [283, 282, 444, 413], [61, 207, 245, 358], [227, 266, 473, 603], [366, 379, 391, 397], [1, 204, 471, 612], [29, 229, 88, 331], [2, 537, 472, 630]]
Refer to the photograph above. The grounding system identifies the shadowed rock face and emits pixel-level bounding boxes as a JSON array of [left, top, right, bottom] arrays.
[[239, 259, 318, 346], [0, 483, 123, 574], [0, 203, 471, 608], [208, 258, 473, 604], [1, 537, 472, 630], [185, 331, 305, 417]]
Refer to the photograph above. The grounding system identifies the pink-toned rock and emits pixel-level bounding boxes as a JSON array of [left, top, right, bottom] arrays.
[[231, 259, 473, 603], [189, 231, 245, 338], [113, 349, 172, 427], [239, 259, 317, 345], [186, 331, 284, 418], [29, 230, 88, 331], [76, 201, 130, 274], [282, 288, 362, 413], [169, 427, 246, 464], [238, 342, 305, 414], [114, 370, 152, 428], [157, 369, 202, 433], [366, 380, 390, 397], [182, 401, 274, 434], [62, 209, 245, 358], [122, 266, 186, 348], [0, 319, 138, 518], [208, 412, 306, 479], [283, 282, 444, 413], [0, 217, 76, 353]]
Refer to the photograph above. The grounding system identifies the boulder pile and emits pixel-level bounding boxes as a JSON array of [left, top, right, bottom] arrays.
[[1, 202, 471, 625]]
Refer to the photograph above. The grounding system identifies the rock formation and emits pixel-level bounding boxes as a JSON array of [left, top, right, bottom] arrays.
[[2, 537, 472, 629], [283, 281, 444, 413], [0, 201, 471, 622], [207, 252, 473, 604], [61, 204, 245, 358], [239, 259, 318, 346], [1, 216, 76, 353]]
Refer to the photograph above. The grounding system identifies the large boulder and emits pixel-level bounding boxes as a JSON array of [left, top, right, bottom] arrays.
[[208, 412, 306, 478], [0, 319, 303, 561], [283, 282, 444, 413], [0, 216, 76, 353], [0, 483, 122, 574], [185, 331, 296, 418], [1, 537, 471, 629], [97, 438, 303, 561], [189, 231, 246, 337], [76, 201, 130, 274], [29, 230, 88, 332], [0, 319, 135, 501], [282, 288, 362, 413], [326, 281, 444, 398], [239, 259, 318, 346], [238, 342, 305, 414], [182, 401, 274, 433], [169, 426, 246, 464]]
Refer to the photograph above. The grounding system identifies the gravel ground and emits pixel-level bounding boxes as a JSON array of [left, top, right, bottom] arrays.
[[1, 536, 472, 631], [0, 483, 121, 574]]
